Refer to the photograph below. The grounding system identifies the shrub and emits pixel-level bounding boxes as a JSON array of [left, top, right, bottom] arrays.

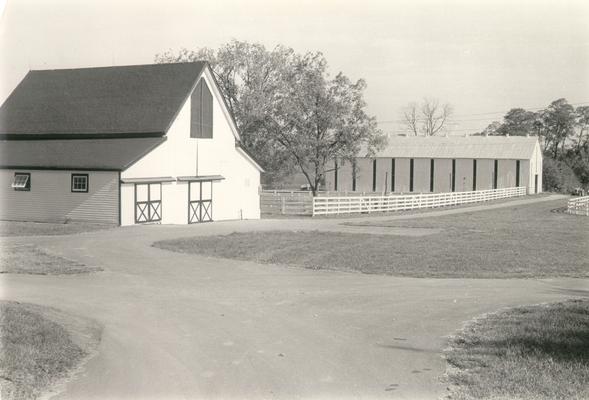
[[543, 156, 580, 193]]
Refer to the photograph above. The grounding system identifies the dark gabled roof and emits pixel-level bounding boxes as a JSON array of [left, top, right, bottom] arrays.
[[0, 137, 166, 170], [0, 62, 206, 138]]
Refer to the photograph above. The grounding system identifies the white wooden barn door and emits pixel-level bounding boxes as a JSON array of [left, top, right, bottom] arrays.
[[134, 183, 162, 223], [188, 181, 213, 223]]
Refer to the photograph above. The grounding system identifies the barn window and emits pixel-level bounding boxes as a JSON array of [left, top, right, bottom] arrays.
[[12, 172, 30, 191], [71, 174, 89, 193], [191, 79, 213, 138]]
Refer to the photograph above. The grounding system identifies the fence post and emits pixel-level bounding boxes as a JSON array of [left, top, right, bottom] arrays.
[[281, 197, 286, 215]]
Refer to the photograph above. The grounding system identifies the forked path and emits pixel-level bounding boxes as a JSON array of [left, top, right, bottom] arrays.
[[1, 194, 586, 400]]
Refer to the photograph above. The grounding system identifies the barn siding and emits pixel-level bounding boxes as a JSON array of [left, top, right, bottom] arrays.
[[353, 158, 373, 192], [394, 158, 411, 193], [531, 143, 543, 193], [412, 158, 430, 193], [497, 159, 515, 188], [435, 159, 453, 192], [336, 160, 355, 191], [374, 158, 391, 192], [0, 169, 118, 223], [454, 159, 473, 192], [328, 156, 534, 195], [475, 159, 494, 190]]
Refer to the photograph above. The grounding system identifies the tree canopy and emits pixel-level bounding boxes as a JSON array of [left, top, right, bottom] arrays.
[[480, 98, 589, 189], [156, 40, 385, 193]]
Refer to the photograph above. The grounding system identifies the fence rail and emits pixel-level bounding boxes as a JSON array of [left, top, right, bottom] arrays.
[[260, 190, 313, 215], [567, 196, 589, 216], [312, 187, 527, 216]]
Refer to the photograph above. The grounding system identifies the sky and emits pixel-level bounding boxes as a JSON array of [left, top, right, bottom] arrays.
[[1, 0, 588, 135]]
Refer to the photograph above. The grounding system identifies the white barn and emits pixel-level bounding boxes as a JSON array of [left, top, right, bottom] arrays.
[[326, 135, 542, 195], [0, 62, 262, 225]]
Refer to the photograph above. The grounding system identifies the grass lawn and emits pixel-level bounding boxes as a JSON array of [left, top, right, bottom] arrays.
[[0, 301, 102, 400], [0, 221, 113, 237], [444, 299, 589, 400], [0, 244, 102, 275], [154, 199, 588, 278]]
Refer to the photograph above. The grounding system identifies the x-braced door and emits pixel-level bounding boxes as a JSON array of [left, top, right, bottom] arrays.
[[135, 183, 162, 223], [188, 180, 213, 223]]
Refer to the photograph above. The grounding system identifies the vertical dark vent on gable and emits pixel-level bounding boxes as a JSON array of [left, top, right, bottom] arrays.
[[191, 79, 213, 138]]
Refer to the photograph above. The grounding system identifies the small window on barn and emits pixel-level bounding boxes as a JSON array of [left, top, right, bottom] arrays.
[[191, 79, 214, 139], [71, 174, 88, 193], [12, 173, 30, 191]]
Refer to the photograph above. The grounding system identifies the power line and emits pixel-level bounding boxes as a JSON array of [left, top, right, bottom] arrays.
[[377, 101, 589, 124]]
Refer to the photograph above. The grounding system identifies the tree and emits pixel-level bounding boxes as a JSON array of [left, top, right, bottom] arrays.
[[402, 98, 452, 136], [156, 40, 385, 194], [495, 108, 538, 136], [156, 41, 297, 184], [543, 156, 581, 193], [488, 99, 588, 190], [265, 52, 385, 194], [540, 98, 576, 158], [575, 105, 589, 151], [480, 120, 502, 136]]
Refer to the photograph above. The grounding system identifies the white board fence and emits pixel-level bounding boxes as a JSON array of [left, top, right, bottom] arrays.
[[312, 186, 527, 216], [567, 196, 589, 216], [260, 190, 313, 215]]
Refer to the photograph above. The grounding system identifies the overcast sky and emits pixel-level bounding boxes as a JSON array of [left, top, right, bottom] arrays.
[[1, 0, 588, 135]]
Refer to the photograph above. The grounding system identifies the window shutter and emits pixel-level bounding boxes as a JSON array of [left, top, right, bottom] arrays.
[[190, 79, 213, 139], [191, 80, 203, 138], [201, 81, 213, 138]]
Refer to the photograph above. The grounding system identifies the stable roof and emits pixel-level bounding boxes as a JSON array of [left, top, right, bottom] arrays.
[[0, 138, 166, 170], [0, 62, 206, 138], [373, 135, 539, 160]]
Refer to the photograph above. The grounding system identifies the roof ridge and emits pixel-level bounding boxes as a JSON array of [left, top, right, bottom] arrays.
[[29, 61, 205, 73]]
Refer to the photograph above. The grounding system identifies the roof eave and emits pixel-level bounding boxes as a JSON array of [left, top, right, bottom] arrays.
[[0, 131, 165, 140]]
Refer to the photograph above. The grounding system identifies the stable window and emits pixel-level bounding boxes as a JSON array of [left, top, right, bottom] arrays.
[[71, 174, 89, 193], [12, 172, 30, 191]]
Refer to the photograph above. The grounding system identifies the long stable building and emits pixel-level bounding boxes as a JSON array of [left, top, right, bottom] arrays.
[[326, 135, 542, 195]]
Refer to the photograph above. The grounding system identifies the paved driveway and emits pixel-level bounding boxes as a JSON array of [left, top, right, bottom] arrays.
[[1, 196, 587, 399]]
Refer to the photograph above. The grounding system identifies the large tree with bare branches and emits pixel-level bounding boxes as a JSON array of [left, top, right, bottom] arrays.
[[402, 98, 453, 136]]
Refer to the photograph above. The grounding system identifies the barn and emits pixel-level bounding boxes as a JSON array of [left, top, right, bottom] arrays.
[[326, 135, 542, 195], [0, 62, 263, 225]]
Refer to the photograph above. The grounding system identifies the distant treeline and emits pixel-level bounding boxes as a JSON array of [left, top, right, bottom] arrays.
[[479, 99, 588, 192]]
